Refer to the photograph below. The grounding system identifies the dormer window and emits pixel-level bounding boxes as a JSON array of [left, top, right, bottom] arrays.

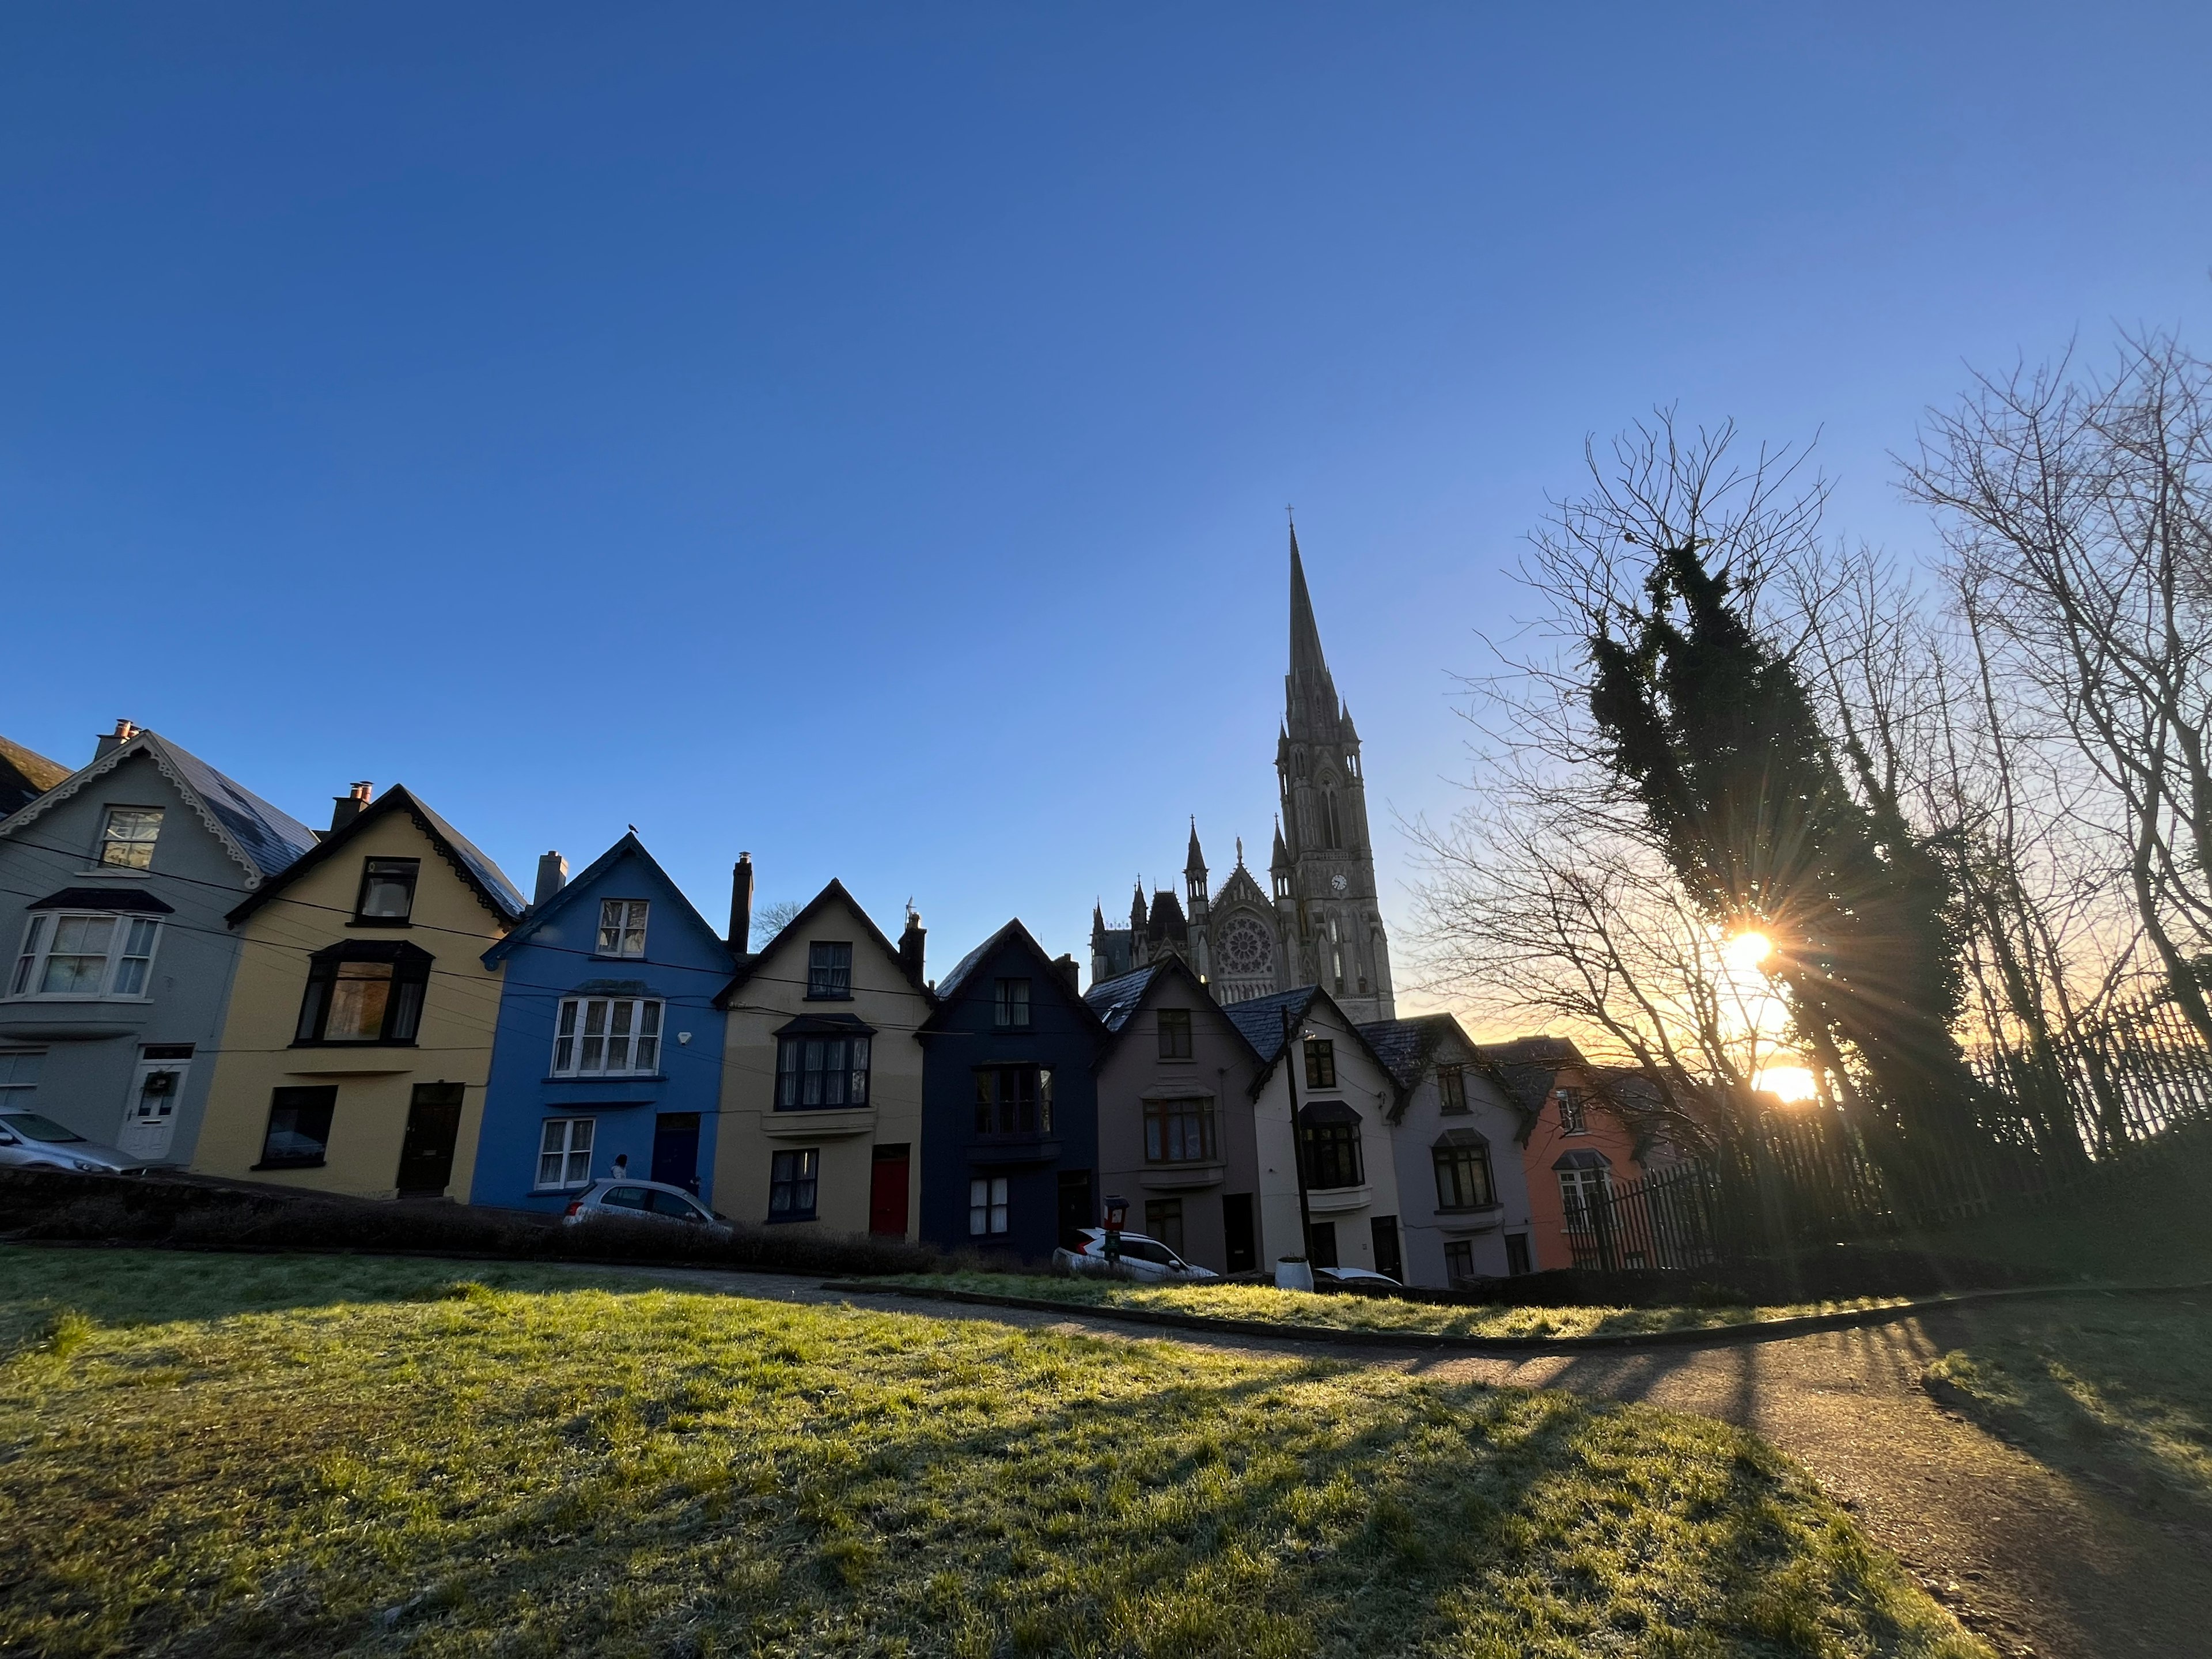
[[807, 942, 854, 999], [597, 900, 649, 959], [354, 858, 419, 924], [96, 807, 163, 870]]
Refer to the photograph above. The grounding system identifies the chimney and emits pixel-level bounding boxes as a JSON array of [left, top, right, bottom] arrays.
[[1052, 953, 1080, 998], [728, 853, 754, 950], [533, 851, 568, 906], [899, 903, 926, 985], [93, 718, 140, 762], [329, 781, 373, 835]]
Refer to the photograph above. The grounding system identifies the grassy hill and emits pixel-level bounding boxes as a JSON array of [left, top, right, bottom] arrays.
[[0, 1248, 1982, 1658]]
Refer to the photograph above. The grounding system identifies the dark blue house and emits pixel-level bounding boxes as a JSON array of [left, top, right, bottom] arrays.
[[918, 921, 1107, 1260], [471, 833, 735, 1214]]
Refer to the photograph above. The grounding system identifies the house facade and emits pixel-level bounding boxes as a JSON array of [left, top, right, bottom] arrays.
[[0, 724, 316, 1164], [1486, 1036, 1650, 1270], [918, 921, 1103, 1260], [1085, 956, 1270, 1273], [471, 833, 735, 1213], [714, 878, 931, 1238], [192, 785, 524, 1200], [1222, 986, 1407, 1278], [1362, 1014, 1537, 1285]]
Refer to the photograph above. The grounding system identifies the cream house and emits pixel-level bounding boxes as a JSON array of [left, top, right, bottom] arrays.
[[193, 784, 525, 1199], [713, 880, 931, 1237]]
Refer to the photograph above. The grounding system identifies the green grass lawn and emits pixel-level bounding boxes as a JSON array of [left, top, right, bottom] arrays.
[[1924, 1293, 2212, 1521], [0, 1247, 1983, 1659], [855, 1271, 1912, 1342]]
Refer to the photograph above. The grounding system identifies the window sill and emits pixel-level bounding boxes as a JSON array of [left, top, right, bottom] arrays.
[[544, 1074, 666, 1084], [764, 1107, 874, 1139], [1, 995, 153, 1006], [1435, 1202, 1503, 1216], [345, 918, 414, 929], [804, 993, 855, 1003], [764, 1212, 820, 1225], [590, 955, 650, 964], [291, 1040, 419, 1050], [253, 1159, 327, 1171], [75, 867, 153, 880]]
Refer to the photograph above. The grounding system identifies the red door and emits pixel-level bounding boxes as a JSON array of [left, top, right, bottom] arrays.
[[868, 1145, 910, 1236]]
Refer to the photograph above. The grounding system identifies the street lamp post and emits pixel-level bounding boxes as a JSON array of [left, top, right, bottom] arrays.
[[1281, 1003, 1315, 1281]]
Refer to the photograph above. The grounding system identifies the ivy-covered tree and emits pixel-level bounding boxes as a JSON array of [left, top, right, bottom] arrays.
[[1586, 532, 1983, 1156]]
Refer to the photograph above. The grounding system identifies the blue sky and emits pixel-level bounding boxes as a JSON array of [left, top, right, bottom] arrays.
[[5, 4, 2209, 995]]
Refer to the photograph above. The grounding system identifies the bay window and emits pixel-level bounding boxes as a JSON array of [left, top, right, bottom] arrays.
[[775, 1022, 872, 1108], [974, 1065, 1052, 1135], [551, 997, 662, 1076], [294, 941, 431, 1044], [10, 911, 162, 999], [1297, 1101, 1363, 1190], [1431, 1130, 1496, 1211], [1142, 1096, 1215, 1163]]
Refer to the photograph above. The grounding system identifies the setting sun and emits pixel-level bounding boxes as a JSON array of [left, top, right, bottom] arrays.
[[1724, 930, 1773, 971], [1755, 1064, 1819, 1103]]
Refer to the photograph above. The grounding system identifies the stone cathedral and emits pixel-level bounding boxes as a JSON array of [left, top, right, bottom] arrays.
[[1088, 528, 1396, 1022]]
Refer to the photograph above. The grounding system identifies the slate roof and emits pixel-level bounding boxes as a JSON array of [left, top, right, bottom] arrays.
[[0, 729, 317, 887], [1083, 961, 1164, 1033], [483, 831, 732, 969], [1355, 1014, 1461, 1091], [226, 785, 526, 927], [0, 735, 69, 821], [1475, 1035, 1587, 1115], [1219, 986, 1324, 1065], [1091, 926, 1135, 982], [927, 918, 1106, 1035], [1146, 888, 1188, 944]]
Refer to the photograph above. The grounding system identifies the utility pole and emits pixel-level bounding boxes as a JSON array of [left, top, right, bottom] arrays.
[[1281, 1002, 1314, 1268]]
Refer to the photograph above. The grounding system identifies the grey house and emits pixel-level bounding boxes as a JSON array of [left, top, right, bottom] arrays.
[[1086, 955, 1272, 1274], [0, 723, 317, 1162], [1361, 1013, 1537, 1285]]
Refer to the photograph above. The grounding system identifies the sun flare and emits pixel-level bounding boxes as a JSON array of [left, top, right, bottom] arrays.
[[1755, 1065, 1819, 1103], [1723, 930, 1773, 971]]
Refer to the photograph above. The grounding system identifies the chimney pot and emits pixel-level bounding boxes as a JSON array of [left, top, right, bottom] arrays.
[[93, 718, 141, 763], [729, 853, 754, 951], [899, 904, 926, 986], [328, 781, 373, 834], [534, 851, 568, 906]]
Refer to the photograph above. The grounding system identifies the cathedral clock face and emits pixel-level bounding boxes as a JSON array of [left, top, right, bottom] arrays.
[[1219, 915, 1274, 976], [1331, 874, 1348, 892]]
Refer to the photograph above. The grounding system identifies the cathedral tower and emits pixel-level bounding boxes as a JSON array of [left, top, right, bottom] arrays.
[[1273, 527, 1395, 1020]]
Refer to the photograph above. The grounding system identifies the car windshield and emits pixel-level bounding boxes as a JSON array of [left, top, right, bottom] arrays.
[[0, 1112, 85, 1143]]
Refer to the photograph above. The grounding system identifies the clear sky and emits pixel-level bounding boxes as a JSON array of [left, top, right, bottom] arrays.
[[5, 4, 2208, 998]]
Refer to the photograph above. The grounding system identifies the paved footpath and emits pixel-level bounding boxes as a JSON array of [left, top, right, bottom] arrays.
[[574, 1266, 2212, 1659]]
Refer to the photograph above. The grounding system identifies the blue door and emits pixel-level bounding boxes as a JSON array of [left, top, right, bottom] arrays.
[[652, 1112, 701, 1192]]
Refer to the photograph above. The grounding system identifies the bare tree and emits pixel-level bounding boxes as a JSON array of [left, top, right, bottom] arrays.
[[1904, 331, 2212, 1045]]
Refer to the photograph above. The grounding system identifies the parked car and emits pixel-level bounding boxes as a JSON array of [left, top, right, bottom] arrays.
[[1316, 1265, 1400, 1288], [0, 1111, 157, 1174], [562, 1179, 733, 1239], [1054, 1228, 1218, 1282]]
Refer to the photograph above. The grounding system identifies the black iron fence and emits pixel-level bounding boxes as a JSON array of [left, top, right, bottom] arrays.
[[1564, 984, 2212, 1274]]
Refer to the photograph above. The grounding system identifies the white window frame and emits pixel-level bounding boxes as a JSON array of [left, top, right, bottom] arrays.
[[1558, 1165, 1611, 1228], [536, 1118, 596, 1189], [596, 899, 650, 958], [8, 912, 161, 1001], [968, 1175, 1009, 1236], [550, 996, 664, 1076], [0, 1047, 46, 1106], [95, 805, 164, 871]]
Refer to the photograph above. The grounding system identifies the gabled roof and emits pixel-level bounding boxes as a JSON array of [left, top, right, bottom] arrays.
[[225, 785, 526, 927], [1211, 862, 1271, 912], [1146, 887, 1188, 944], [0, 735, 70, 821], [1084, 961, 1164, 1033], [1476, 1035, 1590, 1115], [714, 878, 927, 1009], [1085, 954, 1268, 1063], [0, 729, 317, 887], [1356, 1013, 1464, 1091], [1225, 982, 1406, 1104], [925, 918, 1107, 1036], [482, 832, 731, 969]]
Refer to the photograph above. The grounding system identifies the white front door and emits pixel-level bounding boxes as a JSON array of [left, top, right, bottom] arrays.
[[118, 1046, 193, 1161]]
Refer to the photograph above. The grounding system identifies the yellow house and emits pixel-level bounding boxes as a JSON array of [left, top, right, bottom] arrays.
[[194, 783, 525, 1199], [713, 880, 931, 1237]]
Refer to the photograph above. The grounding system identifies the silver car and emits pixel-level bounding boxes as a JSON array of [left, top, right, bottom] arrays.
[[0, 1110, 158, 1174], [560, 1178, 732, 1239], [1054, 1228, 1218, 1282]]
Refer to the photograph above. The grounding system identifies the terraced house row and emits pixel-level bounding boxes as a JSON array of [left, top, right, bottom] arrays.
[[0, 541, 1676, 1285]]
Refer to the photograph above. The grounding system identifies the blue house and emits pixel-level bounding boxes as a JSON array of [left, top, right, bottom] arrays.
[[471, 833, 736, 1213], [917, 921, 1107, 1260]]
